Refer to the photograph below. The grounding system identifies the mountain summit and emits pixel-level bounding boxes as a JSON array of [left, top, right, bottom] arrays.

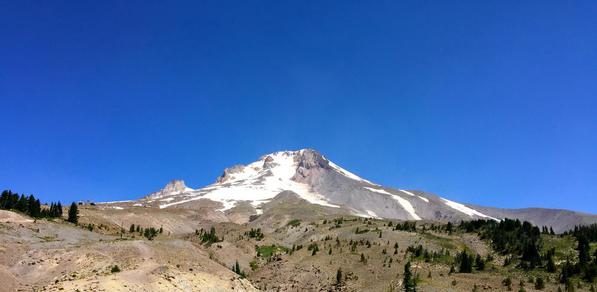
[[102, 149, 596, 232], [138, 149, 498, 221]]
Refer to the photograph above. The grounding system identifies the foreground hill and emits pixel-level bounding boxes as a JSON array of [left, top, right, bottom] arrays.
[[2, 203, 595, 291], [0, 209, 257, 292]]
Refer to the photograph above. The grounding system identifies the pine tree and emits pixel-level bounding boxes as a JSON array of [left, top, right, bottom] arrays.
[[577, 235, 590, 268], [475, 254, 485, 271], [458, 251, 473, 273], [32, 199, 40, 217], [16, 194, 27, 212], [503, 277, 512, 291], [547, 255, 557, 273], [0, 190, 10, 209], [67, 202, 78, 224], [232, 260, 245, 278], [27, 195, 36, 216], [403, 261, 416, 292], [535, 277, 545, 290]]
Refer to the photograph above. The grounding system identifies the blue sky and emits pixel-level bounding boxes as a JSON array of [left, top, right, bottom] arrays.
[[1, 1, 596, 213]]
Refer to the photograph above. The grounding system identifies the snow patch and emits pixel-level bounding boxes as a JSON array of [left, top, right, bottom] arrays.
[[390, 195, 421, 220], [441, 198, 497, 220], [363, 187, 421, 220], [328, 160, 377, 185], [98, 200, 132, 204], [363, 186, 392, 195], [366, 210, 380, 218], [399, 190, 429, 203]]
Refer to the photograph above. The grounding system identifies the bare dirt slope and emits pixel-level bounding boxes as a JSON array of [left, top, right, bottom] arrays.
[[0, 210, 257, 292]]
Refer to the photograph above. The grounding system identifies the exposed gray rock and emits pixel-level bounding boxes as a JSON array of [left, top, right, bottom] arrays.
[[216, 165, 246, 183], [146, 180, 190, 200]]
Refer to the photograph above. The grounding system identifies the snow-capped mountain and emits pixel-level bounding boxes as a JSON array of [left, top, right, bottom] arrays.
[[136, 149, 498, 222], [98, 148, 596, 232]]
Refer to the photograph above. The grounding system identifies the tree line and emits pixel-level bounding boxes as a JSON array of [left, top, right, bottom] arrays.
[[1, 190, 79, 224], [1, 190, 63, 219]]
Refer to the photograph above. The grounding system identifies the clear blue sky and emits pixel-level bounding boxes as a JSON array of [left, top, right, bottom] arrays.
[[1, 1, 596, 213]]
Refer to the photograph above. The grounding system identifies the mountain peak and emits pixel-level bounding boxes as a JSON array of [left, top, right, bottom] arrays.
[[146, 179, 193, 200]]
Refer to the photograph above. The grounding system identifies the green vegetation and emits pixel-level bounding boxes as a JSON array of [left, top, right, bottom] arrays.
[[129, 224, 162, 240], [256, 245, 288, 258], [231, 260, 246, 278], [393, 221, 417, 232], [405, 244, 453, 265], [197, 227, 221, 245], [335, 267, 342, 286], [355, 227, 369, 234], [460, 219, 542, 268], [245, 228, 264, 240], [420, 232, 457, 250], [143, 227, 159, 240], [457, 250, 473, 273], [111, 265, 121, 273], [287, 219, 301, 227], [249, 260, 258, 271], [67, 202, 78, 224], [535, 277, 545, 290], [0, 190, 63, 219], [403, 261, 416, 292], [308, 243, 319, 256]]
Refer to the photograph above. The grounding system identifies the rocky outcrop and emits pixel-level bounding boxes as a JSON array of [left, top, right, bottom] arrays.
[[216, 165, 246, 183], [146, 180, 191, 199]]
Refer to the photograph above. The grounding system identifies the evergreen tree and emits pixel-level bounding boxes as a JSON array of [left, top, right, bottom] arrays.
[[403, 261, 416, 292], [503, 277, 512, 291], [577, 235, 590, 268], [458, 250, 473, 273], [475, 254, 485, 271], [58, 202, 63, 217], [232, 260, 245, 278], [535, 277, 545, 290], [546, 255, 557, 273], [336, 268, 342, 285], [34, 199, 41, 217], [27, 195, 36, 216], [0, 190, 10, 209], [16, 194, 27, 212], [67, 202, 78, 224]]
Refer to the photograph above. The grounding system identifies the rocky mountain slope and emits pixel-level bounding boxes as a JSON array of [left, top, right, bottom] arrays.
[[103, 149, 595, 233]]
